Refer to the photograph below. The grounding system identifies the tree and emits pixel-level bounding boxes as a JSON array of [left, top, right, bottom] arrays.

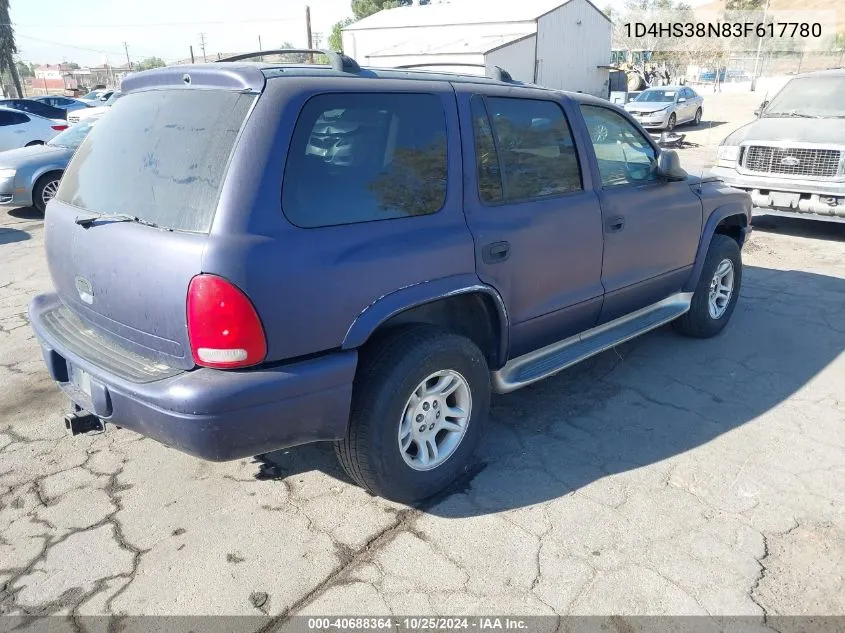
[[351, 0, 399, 20], [15, 59, 31, 78], [0, 0, 23, 97], [136, 57, 165, 71], [329, 17, 354, 52], [724, 0, 762, 9], [66, 61, 80, 69]]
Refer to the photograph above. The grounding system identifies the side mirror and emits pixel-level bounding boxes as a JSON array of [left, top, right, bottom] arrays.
[[657, 149, 688, 181], [677, 97, 687, 103], [753, 100, 768, 117]]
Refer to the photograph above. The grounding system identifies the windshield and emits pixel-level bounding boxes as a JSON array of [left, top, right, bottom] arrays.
[[105, 92, 122, 106], [764, 75, 845, 118], [634, 90, 676, 103], [82, 91, 102, 100], [47, 119, 97, 149]]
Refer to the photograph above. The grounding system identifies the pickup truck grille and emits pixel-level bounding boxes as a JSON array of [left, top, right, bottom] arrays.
[[742, 145, 842, 178]]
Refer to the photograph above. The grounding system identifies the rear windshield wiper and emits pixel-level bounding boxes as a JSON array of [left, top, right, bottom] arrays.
[[75, 213, 168, 230]]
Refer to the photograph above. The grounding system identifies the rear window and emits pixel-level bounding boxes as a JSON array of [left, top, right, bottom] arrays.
[[57, 89, 255, 233], [282, 92, 447, 228]]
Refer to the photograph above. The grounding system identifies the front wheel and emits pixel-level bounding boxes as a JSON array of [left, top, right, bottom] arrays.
[[693, 108, 702, 126], [666, 113, 677, 131], [674, 234, 742, 338], [335, 325, 490, 503], [33, 172, 62, 214]]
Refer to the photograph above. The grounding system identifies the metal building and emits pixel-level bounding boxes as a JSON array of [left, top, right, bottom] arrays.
[[342, 0, 612, 97]]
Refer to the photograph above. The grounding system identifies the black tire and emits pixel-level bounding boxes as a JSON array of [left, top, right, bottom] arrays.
[[674, 234, 742, 338], [335, 325, 491, 503], [666, 113, 677, 131], [33, 172, 62, 214], [693, 108, 702, 125]]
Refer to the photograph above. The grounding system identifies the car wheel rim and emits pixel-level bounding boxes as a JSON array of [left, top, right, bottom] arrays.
[[42, 179, 59, 206], [667, 115, 675, 130], [708, 258, 735, 319], [398, 369, 472, 472], [695, 110, 701, 124]]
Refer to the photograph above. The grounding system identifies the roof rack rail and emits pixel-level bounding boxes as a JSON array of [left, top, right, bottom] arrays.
[[216, 49, 361, 73], [394, 63, 513, 82]]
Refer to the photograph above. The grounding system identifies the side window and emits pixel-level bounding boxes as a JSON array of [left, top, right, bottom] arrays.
[[282, 92, 447, 228], [471, 96, 582, 204], [470, 96, 503, 203], [0, 111, 13, 127], [580, 105, 657, 187]]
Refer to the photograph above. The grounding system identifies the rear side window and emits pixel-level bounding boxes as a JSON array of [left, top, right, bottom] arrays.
[[57, 89, 255, 233], [282, 92, 447, 228], [471, 96, 582, 204], [0, 110, 29, 125]]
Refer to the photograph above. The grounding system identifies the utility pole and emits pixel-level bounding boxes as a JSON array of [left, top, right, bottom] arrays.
[[190, 45, 195, 64], [199, 32, 208, 62], [123, 42, 132, 70], [305, 6, 313, 63], [258, 35, 264, 62], [750, 0, 770, 92], [313, 32, 322, 49]]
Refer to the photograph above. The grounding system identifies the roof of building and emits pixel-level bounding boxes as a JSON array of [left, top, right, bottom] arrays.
[[344, 0, 575, 30], [368, 31, 536, 57]]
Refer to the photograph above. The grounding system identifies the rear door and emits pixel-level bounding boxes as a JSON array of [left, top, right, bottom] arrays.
[[578, 103, 702, 323], [454, 85, 605, 358], [45, 84, 258, 369]]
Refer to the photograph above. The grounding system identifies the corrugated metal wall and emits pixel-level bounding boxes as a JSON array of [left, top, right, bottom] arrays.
[[536, 0, 610, 96], [484, 35, 537, 84]]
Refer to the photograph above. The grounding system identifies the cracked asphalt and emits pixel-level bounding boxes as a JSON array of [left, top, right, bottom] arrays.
[[1, 91, 844, 623]]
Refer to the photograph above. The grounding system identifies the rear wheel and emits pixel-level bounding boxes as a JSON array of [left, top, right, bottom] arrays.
[[674, 234, 742, 338], [25, 140, 44, 147], [33, 172, 62, 214], [335, 325, 490, 503]]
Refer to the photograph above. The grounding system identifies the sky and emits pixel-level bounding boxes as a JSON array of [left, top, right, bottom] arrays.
[[11, 0, 356, 65]]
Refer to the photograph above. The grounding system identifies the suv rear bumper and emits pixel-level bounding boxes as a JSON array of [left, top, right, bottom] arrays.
[[29, 293, 356, 461]]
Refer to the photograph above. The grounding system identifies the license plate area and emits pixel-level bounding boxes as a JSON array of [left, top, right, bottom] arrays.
[[70, 364, 93, 398], [770, 191, 800, 208]]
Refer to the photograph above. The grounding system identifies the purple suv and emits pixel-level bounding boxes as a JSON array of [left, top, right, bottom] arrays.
[[29, 50, 751, 502]]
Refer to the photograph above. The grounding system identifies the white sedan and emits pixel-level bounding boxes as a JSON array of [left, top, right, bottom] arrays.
[[0, 108, 67, 152], [624, 86, 704, 131]]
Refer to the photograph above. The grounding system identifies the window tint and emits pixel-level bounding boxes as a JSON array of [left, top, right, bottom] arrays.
[[282, 93, 447, 228], [470, 96, 503, 203], [0, 110, 30, 125], [57, 89, 255, 233], [580, 105, 657, 187], [472, 97, 581, 204]]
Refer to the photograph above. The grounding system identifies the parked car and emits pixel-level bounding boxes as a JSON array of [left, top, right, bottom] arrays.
[[68, 91, 121, 124], [0, 108, 67, 152], [29, 55, 751, 503], [709, 69, 845, 223], [0, 115, 101, 213], [0, 98, 68, 121], [624, 86, 703, 130], [32, 95, 92, 114], [79, 89, 114, 104]]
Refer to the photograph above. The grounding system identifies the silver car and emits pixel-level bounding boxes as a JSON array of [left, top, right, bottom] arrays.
[[624, 86, 704, 131], [0, 116, 101, 213]]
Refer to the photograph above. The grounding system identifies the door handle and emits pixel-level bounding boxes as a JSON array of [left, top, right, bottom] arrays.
[[605, 215, 625, 233], [482, 241, 510, 264]]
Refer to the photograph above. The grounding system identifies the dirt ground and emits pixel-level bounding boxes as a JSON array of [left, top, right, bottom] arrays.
[[0, 89, 843, 625]]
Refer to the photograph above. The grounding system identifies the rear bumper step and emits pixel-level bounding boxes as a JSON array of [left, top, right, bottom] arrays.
[[29, 293, 357, 461]]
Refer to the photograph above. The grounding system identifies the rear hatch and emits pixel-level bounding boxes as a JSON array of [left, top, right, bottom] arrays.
[[44, 68, 260, 371]]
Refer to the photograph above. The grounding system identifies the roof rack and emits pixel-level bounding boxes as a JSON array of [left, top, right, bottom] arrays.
[[394, 63, 513, 82], [216, 49, 361, 73]]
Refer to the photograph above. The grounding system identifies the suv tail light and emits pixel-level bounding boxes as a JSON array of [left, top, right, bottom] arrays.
[[187, 274, 267, 369]]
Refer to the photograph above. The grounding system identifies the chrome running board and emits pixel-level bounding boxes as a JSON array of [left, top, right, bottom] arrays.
[[492, 292, 693, 394]]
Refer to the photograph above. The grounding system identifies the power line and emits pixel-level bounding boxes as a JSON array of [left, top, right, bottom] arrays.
[[2, 17, 299, 28], [16, 33, 126, 56]]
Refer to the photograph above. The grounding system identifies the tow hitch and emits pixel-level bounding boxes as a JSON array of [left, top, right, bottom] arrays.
[[64, 409, 105, 435]]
